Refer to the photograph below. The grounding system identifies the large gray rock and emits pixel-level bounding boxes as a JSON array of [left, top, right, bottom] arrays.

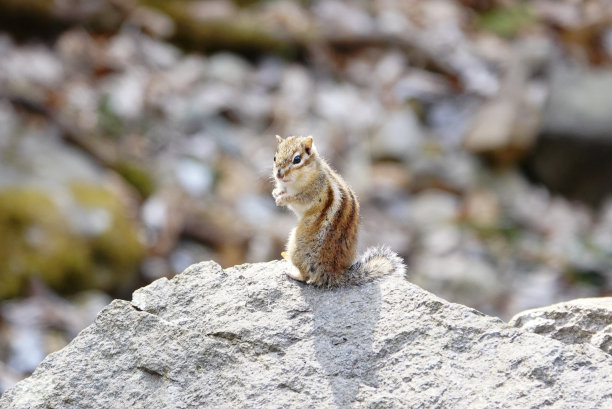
[[542, 69, 612, 143], [510, 297, 612, 356], [524, 68, 612, 206], [1, 260, 611, 408]]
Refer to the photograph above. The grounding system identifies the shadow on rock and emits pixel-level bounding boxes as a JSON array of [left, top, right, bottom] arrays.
[[299, 281, 382, 408]]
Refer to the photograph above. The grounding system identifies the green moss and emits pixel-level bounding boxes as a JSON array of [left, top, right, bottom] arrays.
[[144, 0, 296, 58], [459, 218, 521, 244], [478, 3, 536, 38], [70, 183, 144, 292], [97, 94, 125, 138], [0, 188, 89, 298], [113, 161, 156, 199], [0, 185, 144, 299]]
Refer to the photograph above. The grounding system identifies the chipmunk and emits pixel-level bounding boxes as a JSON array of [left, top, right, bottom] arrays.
[[272, 135, 405, 286]]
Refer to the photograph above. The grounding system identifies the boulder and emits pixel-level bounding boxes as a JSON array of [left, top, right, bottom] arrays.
[[510, 297, 612, 356], [541, 69, 612, 143], [1, 261, 611, 408], [523, 68, 612, 207]]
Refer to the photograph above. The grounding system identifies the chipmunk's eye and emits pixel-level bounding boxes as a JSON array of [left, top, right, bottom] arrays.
[[273, 155, 276, 162], [292, 155, 301, 164]]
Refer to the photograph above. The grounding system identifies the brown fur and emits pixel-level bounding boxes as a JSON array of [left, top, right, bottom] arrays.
[[272, 135, 405, 287]]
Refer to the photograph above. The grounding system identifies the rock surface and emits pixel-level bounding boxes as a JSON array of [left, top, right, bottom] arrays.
[[510, 297, 612, 356], [1, 261, 611, 408]]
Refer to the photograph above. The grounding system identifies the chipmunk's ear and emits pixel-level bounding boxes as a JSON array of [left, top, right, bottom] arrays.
[[304, 136, 313, 151], [275, 135, 283, 144]]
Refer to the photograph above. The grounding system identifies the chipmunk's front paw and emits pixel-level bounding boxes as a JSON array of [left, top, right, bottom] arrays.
[[276, 194, 291, 206], [272, 187, 284, 198], [273, 188, 289, 206]]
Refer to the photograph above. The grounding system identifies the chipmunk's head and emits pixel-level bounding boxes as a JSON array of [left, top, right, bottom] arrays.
[[273, 135, 318, 186]]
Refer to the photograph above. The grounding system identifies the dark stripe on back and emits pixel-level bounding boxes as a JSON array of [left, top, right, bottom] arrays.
[[346, 190, 358, 230], [336, 187, 357, 239], [326, 172, 358, 266], [330, 183, 346, 231], [328, 182, 350, 244], [314, 183, 334, 231], [327, 172, 350, 232]]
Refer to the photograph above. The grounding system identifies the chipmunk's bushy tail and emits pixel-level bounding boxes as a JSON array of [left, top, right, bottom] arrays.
[[343, 246, 405, 286]]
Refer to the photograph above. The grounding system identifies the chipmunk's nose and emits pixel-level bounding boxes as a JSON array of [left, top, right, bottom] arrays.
[[276, 170, 282, 179]]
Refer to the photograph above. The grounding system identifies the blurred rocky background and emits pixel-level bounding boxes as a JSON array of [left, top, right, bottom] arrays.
[[0, 0, 611, 394]]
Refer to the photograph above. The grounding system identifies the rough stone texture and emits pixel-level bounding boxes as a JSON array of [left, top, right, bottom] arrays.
[[510, 297, 612, 357], [1, 261, 611, 408]]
